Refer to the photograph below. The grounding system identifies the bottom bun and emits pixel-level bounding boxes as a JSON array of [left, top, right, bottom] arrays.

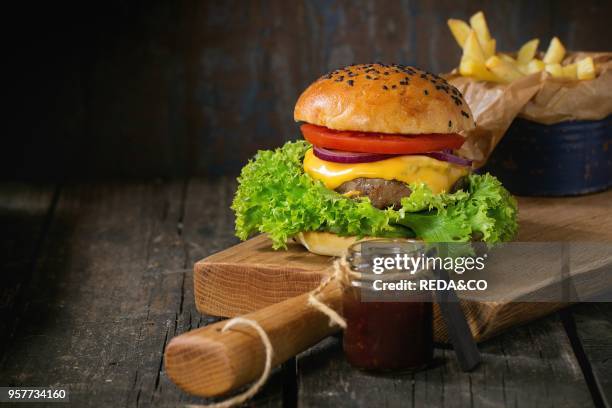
[[293, 231, 376, 257]]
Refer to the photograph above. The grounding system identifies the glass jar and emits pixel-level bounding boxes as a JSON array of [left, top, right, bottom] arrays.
[[342, 239, 433, 372]]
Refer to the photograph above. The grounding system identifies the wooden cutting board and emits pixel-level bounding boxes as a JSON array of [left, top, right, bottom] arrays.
[[194, 191, 612, 342]]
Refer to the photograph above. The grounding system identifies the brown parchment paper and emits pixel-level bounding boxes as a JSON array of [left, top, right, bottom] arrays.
[[444, 52, 612, 168]]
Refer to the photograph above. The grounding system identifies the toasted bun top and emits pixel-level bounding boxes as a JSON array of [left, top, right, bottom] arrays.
[[294, 63, 475, 135]]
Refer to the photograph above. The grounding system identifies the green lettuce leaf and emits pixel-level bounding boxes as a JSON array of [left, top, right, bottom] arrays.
[[232, 140, 518, 249]]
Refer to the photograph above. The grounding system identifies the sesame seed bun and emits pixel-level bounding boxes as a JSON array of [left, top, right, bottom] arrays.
[[294, 63, 475, 135]]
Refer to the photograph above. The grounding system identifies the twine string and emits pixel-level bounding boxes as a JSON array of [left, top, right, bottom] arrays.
[[307, 256, 354, 328]]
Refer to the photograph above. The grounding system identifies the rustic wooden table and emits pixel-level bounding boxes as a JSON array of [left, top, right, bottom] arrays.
[[1, 179, 611, 407]]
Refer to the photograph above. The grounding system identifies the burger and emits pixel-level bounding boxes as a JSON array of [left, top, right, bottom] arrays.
[[232, 63, 517, 256]]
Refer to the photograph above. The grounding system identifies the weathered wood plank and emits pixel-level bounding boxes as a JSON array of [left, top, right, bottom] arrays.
[[0, 183, 57, 357], [0, 179, 282, 407], [153, 178, 285, 407], [5, 1, 612, 179], [517, 192, 612, 242], [0, 182, 184, 406], [297, 313, 594, 407], [568, 303, 612, 407]]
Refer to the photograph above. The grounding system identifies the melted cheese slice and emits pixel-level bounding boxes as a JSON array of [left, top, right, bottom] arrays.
[[303, 149, 469, 194]]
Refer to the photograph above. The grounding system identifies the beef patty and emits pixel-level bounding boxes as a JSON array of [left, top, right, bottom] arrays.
[[335, 178, 412, 209], [336, 176, 469, 209]]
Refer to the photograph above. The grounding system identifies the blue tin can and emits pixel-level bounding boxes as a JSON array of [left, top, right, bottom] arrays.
[[484, 116, 612, 196]]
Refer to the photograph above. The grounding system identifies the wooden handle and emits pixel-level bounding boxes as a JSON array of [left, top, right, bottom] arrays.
[[164, 280, 342, 397]]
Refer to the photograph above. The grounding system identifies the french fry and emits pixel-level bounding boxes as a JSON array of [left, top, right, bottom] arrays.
[[448, 11, 596, 83], [499, 54, 517, 65], [517, 39, 540, 65], [483, 39, 496, 58], [447, 19, 471, 48], [526, 59, 546, 74], [545, 63, 563, 78], [543, 37, 566, 64], [562, 63, 577, 79], [577, 57, 596, 80], [469, 11, 491, 47], [460, 59, 504, 83], [517, 65, 529, 75], [462, 30, 486, 63], [486, 56, 524, 83]]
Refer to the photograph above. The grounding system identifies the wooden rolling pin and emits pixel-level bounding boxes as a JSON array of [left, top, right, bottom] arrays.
[[164, 279, 342, 397]]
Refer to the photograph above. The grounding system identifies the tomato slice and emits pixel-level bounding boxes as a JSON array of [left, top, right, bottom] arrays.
[[300, 123, 465, 154]]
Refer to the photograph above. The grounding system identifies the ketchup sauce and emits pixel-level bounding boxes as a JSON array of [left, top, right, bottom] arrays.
[[342, 239, 434, 372], [342, 286, 433, 372]]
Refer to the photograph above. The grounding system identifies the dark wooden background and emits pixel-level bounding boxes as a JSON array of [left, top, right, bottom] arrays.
[[4, 0, 612, 180]]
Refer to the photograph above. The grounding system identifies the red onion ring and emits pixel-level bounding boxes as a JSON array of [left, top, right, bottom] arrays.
[[313, 146, 397, 163], [423, 151, 472, 167], [313, 146, 472, 167]]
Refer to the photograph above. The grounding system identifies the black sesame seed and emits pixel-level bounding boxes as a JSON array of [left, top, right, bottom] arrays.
[[424, 89, 429, 95], [392, 85, 397, 89], [347, 79, 354, 86], [335, 76, 344, 82], [448, 120, 452, 127], [461, 110, 470, 118], [366, 75, 372, 79], [383, 85, 389, 90]]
